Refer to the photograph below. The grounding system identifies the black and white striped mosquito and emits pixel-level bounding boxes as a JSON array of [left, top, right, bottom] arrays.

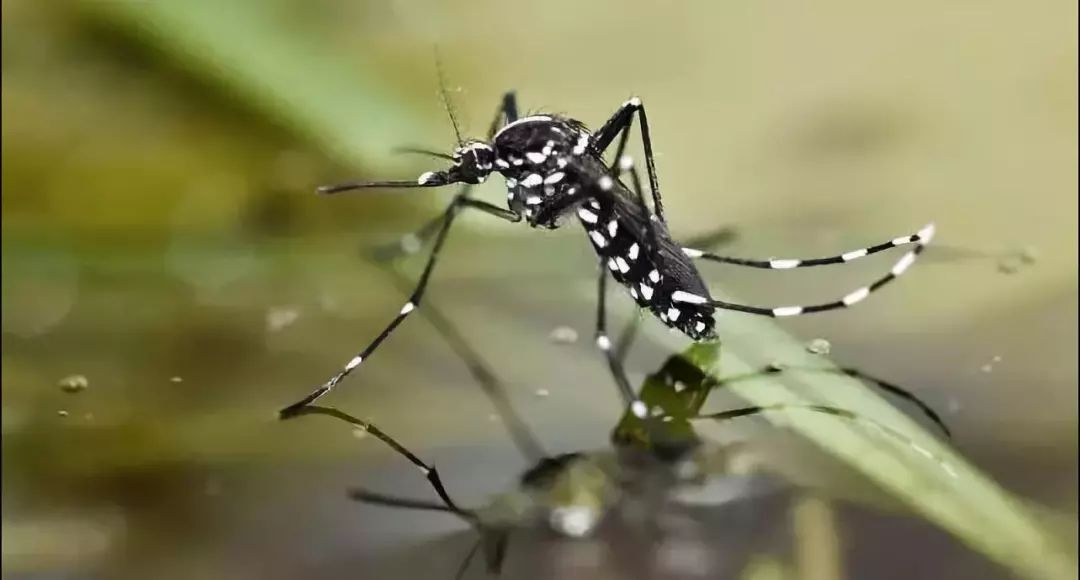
[[279, 89, 935, 419]]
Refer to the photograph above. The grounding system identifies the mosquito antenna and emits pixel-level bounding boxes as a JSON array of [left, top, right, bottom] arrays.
[[434, 47, 464, 147]]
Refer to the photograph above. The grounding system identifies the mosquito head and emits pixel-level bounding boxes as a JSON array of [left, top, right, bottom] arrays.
[[449, 141, 496, 184]]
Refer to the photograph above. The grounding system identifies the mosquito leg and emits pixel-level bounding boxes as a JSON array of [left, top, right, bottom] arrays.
[[591, 97, 666, 221], [692, 403, 956, 477], [709, 242, 930, 318], [279, 195, 520, 416], [370, 254, 547, 461], [709, 364, 950, 438], [682, 224, 935, 270], [282, 405, 473, 518], [595, 258, 646, 417]]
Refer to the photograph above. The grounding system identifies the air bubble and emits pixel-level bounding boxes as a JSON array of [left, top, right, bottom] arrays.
[[805, 338, 831, 355], [549, 326, 579, 344], [58, 374, 88, 394]]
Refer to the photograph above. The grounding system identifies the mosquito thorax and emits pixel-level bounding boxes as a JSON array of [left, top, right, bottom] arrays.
[[491, 115, 591, 228]]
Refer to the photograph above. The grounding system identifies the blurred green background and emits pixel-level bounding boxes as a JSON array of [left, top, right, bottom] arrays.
[[2, 0, 1076, 578]]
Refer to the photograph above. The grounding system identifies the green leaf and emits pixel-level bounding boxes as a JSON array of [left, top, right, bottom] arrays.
[[85, 2, 1077, 579], [651, 303, 1077, 580]]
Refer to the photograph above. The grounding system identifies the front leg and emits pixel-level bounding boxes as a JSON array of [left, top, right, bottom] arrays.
[[279, 192, 519, 417]]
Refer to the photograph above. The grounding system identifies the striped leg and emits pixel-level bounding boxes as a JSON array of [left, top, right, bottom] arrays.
[[279, 193, 520, 417], [595, 256, 647, 418], [590, 97, 667, 221], [708, 230, 934, 318], [682, 223, 935, 269]]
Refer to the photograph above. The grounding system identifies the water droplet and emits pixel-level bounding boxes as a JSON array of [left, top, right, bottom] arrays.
[[805, 338, 831, 355], [57, 374, 88, 394], [266, 306, 300, 333], [351, 427, 368, 439], [947, 397, 962, 414], [1019, 246, 1038, 264], [997, 257, 1021, 274], [980, 364, 994, 373], [170, 376, 184, 383], [548, 326, 579, 344], [57, 410, 69, 418], [535, 388, 550, 398]]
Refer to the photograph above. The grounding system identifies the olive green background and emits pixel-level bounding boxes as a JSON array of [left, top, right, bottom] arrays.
[[2, 1, 1076, 578]]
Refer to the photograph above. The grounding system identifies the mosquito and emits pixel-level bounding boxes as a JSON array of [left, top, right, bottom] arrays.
[[279, 84, 935, 419]]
